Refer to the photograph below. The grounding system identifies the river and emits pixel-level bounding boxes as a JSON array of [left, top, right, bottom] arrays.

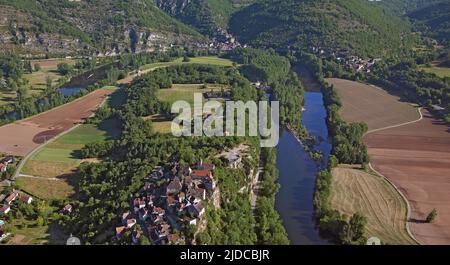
[[275, 91, 332, 245]]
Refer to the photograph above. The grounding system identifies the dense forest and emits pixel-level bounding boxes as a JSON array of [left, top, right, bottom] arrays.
[[407, 1, 450, 46], [229, 0, 417, 57], [226, 48, 305, 134], [156, 0, 255, 35], [368, 59, 450, 120]]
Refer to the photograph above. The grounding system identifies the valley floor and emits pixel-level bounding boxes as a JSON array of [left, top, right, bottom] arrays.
[[329, 78, 450, 245]]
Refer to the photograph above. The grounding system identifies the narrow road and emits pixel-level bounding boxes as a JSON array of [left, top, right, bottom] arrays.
[[251, 160, 264, 209], [366, 107, 423, 135], [17, 174, 61, 181]]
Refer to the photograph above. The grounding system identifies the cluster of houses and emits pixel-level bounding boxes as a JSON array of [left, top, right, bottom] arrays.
[[116, 160, 217, 245], [310, 46, 380, 73], [0, 157, 13, 173], [0, 190, 33, 216], [195, 28, 246, 53]]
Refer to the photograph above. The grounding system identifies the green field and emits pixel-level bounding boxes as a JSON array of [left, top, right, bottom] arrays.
[[153, 83, 229, 134], [140, 56, 234, 71], [156, 83, 229, 105], [157, 84, 204, 105], [145, 114, 173, 134], [1, 58, 75, 106], [188, 56, 235, 66], [21, 118, 121, 178], [419, 63, 450, 78]]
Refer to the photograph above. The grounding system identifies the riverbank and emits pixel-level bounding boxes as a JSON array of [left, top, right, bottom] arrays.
[[275, 92, 331, 245]]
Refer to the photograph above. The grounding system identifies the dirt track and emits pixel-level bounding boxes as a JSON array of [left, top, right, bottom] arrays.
[[0, 89, 113, 156]]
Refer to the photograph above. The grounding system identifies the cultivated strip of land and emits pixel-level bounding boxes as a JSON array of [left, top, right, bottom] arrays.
[[0, 88, 114, 156], [331, 165, 416, 245]]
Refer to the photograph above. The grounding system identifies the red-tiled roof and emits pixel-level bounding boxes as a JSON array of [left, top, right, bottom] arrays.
[[191, 170, 211, 178], [20, 195, 32, 203], [197, 163, 214, 171], [5, 192, 18, 204], [0, 204, 10, 213]]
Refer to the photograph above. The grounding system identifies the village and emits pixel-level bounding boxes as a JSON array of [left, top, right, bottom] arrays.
[[115, 141, 249, 245], [195, 28, 246, 53], [310, 46, 381, 73], [116, 159, 220, 245], [0, 189, 34, 243]]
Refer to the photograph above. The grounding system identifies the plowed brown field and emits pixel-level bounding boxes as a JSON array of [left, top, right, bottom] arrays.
[[0, 89, 113, 156], [330, 78, 450, 245], [326, 78, 420, 131], [365, 109, 450, 245]]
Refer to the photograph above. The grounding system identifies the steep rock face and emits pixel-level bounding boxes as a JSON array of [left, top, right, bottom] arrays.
[[0, 0, 203, 56], [156, 0, 255, 36], [0, 6, 90, 56], [156, 0, 191, 15]]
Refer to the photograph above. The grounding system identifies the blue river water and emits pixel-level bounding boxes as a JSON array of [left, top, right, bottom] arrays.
[[58, 87, 86, 96], [275, 92, 332, 245]]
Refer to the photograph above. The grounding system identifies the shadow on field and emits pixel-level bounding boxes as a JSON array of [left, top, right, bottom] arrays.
[[409, 218, 427, 224]]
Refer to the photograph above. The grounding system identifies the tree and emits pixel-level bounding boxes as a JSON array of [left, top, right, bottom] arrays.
[[138, 235, 151, 245], [24, 60, 33, 73], [36, 216, 45, 227], [9, 79, 18, 92], [45, 76, 53, 93], [57, 63, 72, 75], [328, 155, 338, 169], [0, 77, 8, 90], [183, 56, 191, 63], [444, 114, 450, 124], [340, 213, 367, 245], [426, 209, 438, 223], [16, 85, 28, 103]]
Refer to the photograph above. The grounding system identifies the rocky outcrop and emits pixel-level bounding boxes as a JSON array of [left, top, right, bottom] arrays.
[[156, 0, 191, 16], [0, 1, 203, 56]]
